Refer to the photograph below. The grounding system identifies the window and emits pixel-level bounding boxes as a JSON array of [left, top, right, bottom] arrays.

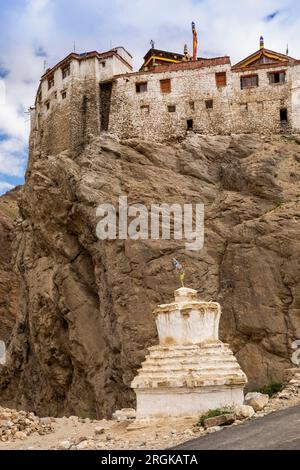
[[240, 103, 248, 112], [46, 101, 50, 111], [205, 100, 213, 109], [140, 104, 150, 114], [101, 62, 106, 68], [136, 82, 148, 93], [215, 72, 227, 88], [167, 105, 176, 113], [160, 78, 171, 93], [48, 76, 54, 90], [257, 101, 264, 111], [241, 75, 259, 89], [280, 108, 288, 122], [61, 91, 67, 100], [62, 64, 71, 79], [189, 101, 195, 111], [269, 71, 286, 85], [187, 119, 193, 130]]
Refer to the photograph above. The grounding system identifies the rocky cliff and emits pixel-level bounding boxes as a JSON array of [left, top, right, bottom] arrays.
[[0, 187, 20, 344], [0, 133, 299, 418]]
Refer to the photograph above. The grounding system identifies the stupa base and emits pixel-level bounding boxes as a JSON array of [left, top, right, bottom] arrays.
[[135, 386, 244, 419]]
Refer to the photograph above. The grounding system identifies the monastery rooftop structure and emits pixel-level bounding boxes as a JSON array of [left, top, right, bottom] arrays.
[[29, 31, 300, 156]]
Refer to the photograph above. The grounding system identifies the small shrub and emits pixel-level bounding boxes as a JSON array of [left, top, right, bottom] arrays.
[[256, 382, 283, 397], [197, 408, 229, 427], [273, 199, 283, 209]]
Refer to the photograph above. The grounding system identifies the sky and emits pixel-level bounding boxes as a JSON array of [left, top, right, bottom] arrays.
[[0, 0, 300, 195]]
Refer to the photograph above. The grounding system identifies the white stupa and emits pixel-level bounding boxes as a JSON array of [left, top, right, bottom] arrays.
[[131, 287, 247, 419]]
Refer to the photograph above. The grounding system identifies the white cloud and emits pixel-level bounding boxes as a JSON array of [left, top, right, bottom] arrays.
[[0, 181, 14, 195], [0, 137, 27, 177]]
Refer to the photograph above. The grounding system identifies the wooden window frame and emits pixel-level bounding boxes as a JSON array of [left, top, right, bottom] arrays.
[[240, 74, 259, 90], [215, 72, 227, 88], [268, 71, 286, 85], [62, 64, 71, 80], [160, 78, 171, 94], [47, 75, 54, 90]]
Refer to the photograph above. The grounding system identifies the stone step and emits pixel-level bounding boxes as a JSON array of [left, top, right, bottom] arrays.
[[133, 375, 246, 386], [149, 346, 233, 356], [143, 355, 237, 365], [144, 354, 236, 364], [141, 361, 240, 370], [142, 360, 239, 370], [139, 367, 240, 377], [149, 343, 226, 353]]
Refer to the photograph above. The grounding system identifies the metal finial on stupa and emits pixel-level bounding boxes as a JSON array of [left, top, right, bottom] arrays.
[[172, 258, 185, 287]]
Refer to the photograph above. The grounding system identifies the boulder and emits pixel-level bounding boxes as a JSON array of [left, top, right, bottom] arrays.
[[234, 405, 255, 419], [203, 414, 235, 429], [58, 440, 71, 450], [112, 408, 136, 421], [206, 426, 223, 434], [244, 393, 269, 411]]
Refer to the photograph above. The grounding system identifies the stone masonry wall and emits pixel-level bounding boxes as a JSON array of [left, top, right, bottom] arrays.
[[109, 63, 297, 141], [30, 77, 101, 156]]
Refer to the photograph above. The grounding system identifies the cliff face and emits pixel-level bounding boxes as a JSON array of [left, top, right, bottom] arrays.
[[1, 133, 300, 418], [0, 188, 20, 345]]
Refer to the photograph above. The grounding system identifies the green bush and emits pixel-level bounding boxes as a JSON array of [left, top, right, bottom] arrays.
[[197, 408, 229, 427], [256, 382, 283, 397], [273, 199, 283, 209]]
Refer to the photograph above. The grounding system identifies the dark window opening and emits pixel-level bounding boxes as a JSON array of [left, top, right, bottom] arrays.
[[187, 119, 193, 130], [46, 101, 50, 111], [280, 108, 288, 122], [140, 105, 150, 114], [62, 65, 71, 79], [269, 71, 286, 85], [136, 82, 148, 93], [215, 72, 227, 88], [61, 91, 67, 100], [101, 61, 106, 68], [100, 81, 113, 131], [241, 75, 259, 89], [48, 76, 54, 90], [189, 101, 195, 111], [160, 78, 171, 93], [168, 105, 176, 113], [205, 99, 213, 109], [257, 101, 263, 111]]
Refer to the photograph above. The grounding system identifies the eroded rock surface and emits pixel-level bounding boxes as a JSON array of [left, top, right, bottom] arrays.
[[0, 187, 20, 344], [0, 133, 300, 418]]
